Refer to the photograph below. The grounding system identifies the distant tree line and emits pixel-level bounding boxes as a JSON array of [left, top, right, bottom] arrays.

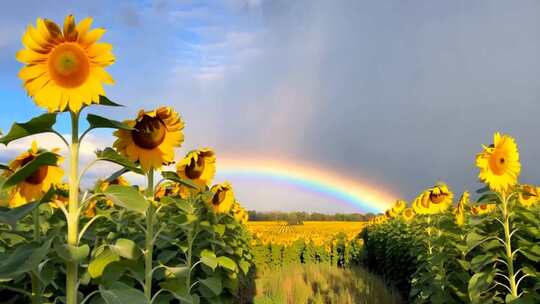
[[247, 211, 375, 222]]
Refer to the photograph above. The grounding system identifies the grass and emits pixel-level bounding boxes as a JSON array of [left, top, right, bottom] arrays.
[[253, 264, 402, 304]]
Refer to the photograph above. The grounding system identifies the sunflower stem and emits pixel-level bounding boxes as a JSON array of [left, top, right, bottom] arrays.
[[501, 192, 519, 298], [144, 169, 155, 301], [66, 111, 80, 304], [31, 207, 42, 304]]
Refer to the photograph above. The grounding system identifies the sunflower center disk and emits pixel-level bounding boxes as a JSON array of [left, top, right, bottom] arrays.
[[186, 157, 205, 179], [132, 116, 167, 149], [429, 193, 445, 204], [48, 43, 90, 88], [212, 189, 227, 206], [488, 150, 509, 176], [20, 156, 49, 185]]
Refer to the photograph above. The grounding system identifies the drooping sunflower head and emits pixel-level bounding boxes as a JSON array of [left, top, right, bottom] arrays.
[[412, 195, 426, 215], [420, 182, 454, 214], [177, 148, 216, 187], [518, 184, 539, 208], [4, 141, 64, 208], [209, 182, 235, 214], [476, 132, 521, 194], [385, 209, 395, 218], [113, 107, 184, 172], [16, 15, 115, 113], [402, 208, 415, 222], [470, 203, 497, 216]]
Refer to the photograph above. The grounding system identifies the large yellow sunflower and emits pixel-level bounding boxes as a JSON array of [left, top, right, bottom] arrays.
[[113, 107, 184, 172], [209, 182, 235, 214], [518, 184, 539, 208], [4, 141, 64, 208], [177, 148, 216, 188], [16, 15, 115, 113], [476, 132, 521, 194]]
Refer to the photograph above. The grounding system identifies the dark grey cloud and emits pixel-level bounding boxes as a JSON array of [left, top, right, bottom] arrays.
[[2, 0, 540, 212]]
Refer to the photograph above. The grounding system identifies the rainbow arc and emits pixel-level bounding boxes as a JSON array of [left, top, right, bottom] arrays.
[[216, 157, 397, 213]]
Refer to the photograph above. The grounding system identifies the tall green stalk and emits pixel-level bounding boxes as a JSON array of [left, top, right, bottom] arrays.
[[31, 208, 41, 304], [144, 169, 155, 301], [66, 112, 80, 304], [501, 194, 518, 298]]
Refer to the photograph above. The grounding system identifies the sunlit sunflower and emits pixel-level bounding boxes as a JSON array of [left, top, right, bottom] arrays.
[[4, 141, 64, 208], [16, 15, 114, 113], [113, 107, 184, 172], [454, 191, 469, 227], [209, 182, 235, 214], [470, 203, 497, 216], [476, 133, 521, 194], [391, 200, 406, 215], [418, 183, 454, 214], [177, 148, 216, 188], [232, 203, 249, 224], [412, 195, 427, 215], [518, 184, 539, 208], [402, 208, 415, 222]]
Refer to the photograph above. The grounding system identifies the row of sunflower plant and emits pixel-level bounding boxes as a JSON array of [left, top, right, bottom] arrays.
[[0, 15, 253, 304], [359, 132, 540, 304], [251, 233, 363, 270]]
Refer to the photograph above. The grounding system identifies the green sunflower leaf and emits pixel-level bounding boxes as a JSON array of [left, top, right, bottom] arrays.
[[0, 113, 58, 146], [161, 171, 199, 189], [199, 277, 222, 295], [54, 242, 90, 263], [98, 95, 124, 107], [110, 238, 140, 260], [96, 148, 143, 175], [0, 186, 55, 228], [99, 281, 146, 304], [0, 238, 53, 280], [0, 164, 11, 171], [86, 114, 134, 132], [2, 152, 61, 189], [89, 249, 120, 278], [102, 185, 149, 214]]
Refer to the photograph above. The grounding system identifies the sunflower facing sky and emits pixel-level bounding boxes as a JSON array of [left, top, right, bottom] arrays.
[[177, 148, 216, 188], [113, 107, 185, 172], [209, 182, 235, 214], [3, 141, 64, 208], [16, 15, 115, 113], [476, 132, 521, 194]]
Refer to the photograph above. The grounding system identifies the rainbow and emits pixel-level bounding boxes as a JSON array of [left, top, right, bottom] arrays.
[[216, 157, 397, 213]]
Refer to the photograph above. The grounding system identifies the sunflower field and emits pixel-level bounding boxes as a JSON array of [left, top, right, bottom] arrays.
[[0, 15, 254, 304], [248, 221, 364, 269], [359, 133, 540, 303]]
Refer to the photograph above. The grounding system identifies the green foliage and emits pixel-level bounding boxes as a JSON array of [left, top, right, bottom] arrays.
[[359, 198, 540, 304]]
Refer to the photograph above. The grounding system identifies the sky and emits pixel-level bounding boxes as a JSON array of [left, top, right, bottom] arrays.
[[1, 0, 540, 213]]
